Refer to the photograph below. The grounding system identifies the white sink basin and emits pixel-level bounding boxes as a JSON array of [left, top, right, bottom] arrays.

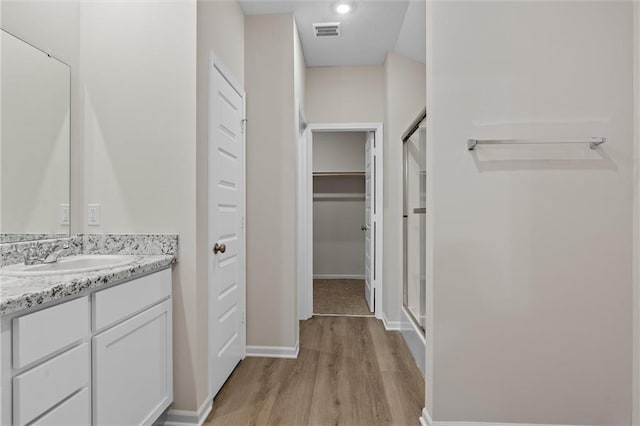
[[0, 255, 138, 277]]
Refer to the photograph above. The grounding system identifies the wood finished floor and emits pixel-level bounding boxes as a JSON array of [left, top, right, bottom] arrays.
[[204, 316, 424, 426]]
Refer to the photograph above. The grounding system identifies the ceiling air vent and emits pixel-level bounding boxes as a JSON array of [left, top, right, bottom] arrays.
[[313, 22, 340, 38]]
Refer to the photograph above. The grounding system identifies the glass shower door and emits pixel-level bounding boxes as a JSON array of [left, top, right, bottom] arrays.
[[403, 117, 426, 331]]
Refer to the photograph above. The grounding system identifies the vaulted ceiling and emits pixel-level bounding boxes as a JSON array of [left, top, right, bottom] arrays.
[[238, 0, 426, 67]]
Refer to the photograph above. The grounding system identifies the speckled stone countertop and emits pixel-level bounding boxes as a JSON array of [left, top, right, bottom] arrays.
[[0, 233, 178, 316], [0, 254, 174, 316]]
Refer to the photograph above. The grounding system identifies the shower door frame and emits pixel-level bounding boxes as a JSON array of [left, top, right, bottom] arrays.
[[402, 109, 427, 332]]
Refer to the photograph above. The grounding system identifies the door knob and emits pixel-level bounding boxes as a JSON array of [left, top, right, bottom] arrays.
[[213, 243, 226, 254], [361, 225, 369, 231]]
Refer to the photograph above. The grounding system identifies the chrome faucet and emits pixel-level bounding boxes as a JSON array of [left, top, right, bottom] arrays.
[[23, 242, 70, 265], [23, 247, 41, 265], [43, 242, 70, 264]]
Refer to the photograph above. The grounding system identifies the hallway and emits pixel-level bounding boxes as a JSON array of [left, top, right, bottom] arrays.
[[205, 316, 424, 426]]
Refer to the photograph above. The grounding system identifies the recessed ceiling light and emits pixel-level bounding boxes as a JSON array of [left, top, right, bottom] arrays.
[[335, 3, 351, 14]]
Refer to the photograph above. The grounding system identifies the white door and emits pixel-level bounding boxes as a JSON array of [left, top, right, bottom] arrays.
[[208, 58, 246, 398], [364, 131, 375, 312]]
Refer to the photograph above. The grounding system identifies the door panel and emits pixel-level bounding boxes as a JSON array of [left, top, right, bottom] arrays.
[[209, 62, 245, 398], [364, 132, 375, 312]]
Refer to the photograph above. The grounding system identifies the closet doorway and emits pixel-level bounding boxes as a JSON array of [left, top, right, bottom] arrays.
[[297, 123, 384, 320]]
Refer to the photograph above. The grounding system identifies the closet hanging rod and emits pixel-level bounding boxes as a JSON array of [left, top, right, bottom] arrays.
[[313, 193, 365, 201], [467, 137, 606, 151]]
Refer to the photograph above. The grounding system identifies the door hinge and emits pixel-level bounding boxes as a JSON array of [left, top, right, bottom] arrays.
[[241, 311, 246, 325], [241, 216, 245, 230], [241, 118, 247, 134]]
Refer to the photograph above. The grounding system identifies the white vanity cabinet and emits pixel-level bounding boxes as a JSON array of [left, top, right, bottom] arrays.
[[92, 270, 172, 426], [0, 268, 173, 426]]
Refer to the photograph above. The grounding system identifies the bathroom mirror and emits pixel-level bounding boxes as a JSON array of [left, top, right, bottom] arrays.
[[0, 29, 71, 243]]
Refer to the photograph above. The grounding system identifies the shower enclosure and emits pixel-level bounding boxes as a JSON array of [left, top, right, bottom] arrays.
[[401, 109, 426, 374]]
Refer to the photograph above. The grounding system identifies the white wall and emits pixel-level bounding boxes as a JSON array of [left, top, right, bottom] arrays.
[[79, 0, 199, 411], [394, 0, 426, 65], [383, 51, 425, 325], [313, 131, 365, 172], [294, 18, 309, 325], [196, 0, 245, 407], [426, 2, 633, 423], [245, 13, 298, 348], [306, 65, 384, 124]]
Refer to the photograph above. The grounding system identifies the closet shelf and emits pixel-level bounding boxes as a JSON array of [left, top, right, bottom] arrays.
[[313, 193, 365, 201], [313, 172, 365, 177]]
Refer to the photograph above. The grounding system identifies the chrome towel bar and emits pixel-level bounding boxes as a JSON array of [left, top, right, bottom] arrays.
[[467, 137, 606, 151]]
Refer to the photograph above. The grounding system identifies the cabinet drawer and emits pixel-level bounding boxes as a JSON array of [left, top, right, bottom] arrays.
[[31, 388, 90, 426], [93, 268, 171, 331], [13, 343, 89, 426], [13, 297, 89, 368]]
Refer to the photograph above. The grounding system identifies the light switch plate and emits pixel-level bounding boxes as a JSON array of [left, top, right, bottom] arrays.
[[59, 204, 70, 226], [88, 204, 100, 226]]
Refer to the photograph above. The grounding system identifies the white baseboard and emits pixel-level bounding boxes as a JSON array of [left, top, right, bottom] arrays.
[[431, 423, 586, 426], [246, 342, 299, 359], [159, 396, 213, 426], [420, 408, 432, 426], [382, 311, 402, 331], [401, 306, 426, 375], [421, 408, 587, 426], [313, 274, 365, 280]]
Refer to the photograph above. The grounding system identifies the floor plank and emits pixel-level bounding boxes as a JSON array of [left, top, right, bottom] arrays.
[[204, 316, 424, 426]]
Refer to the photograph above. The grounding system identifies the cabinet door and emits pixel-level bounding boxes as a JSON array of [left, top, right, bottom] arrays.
[[92, 300, 172, 426]]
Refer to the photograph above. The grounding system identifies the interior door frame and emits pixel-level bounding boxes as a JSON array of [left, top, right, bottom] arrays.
[[297, 122, 384, 320], [207, 53, 246, 398]]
